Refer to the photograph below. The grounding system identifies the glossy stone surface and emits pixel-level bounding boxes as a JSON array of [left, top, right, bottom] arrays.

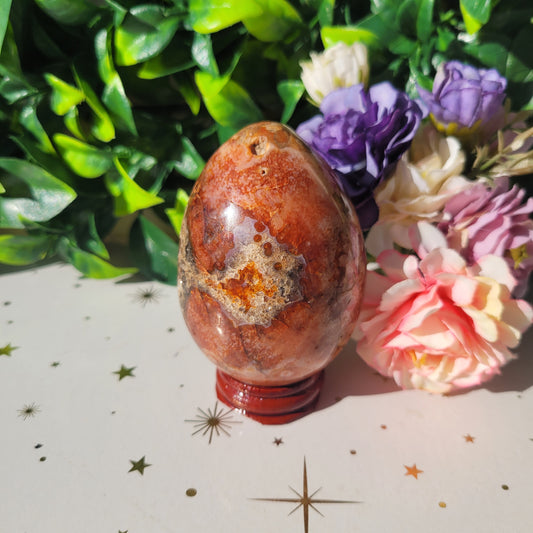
[[178, 121, 365, 387]]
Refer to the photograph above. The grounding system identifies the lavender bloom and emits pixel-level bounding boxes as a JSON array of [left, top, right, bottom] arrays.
[[296, 82, 423, 229], [418, 61, 507, 143], [438, 179, 533, 297]]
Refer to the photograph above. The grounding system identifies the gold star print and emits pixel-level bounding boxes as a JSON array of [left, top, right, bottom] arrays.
[[132, 286, 162, 307], [463, 434, 475, 443], [252, 458, 360, 533], [404, 464, 423, 479], [113, 365, 136, 381], [186, 402, 241, 444], [18, 403, 40, 420], [0, 343, 18, 356], [128, 456, 151, 475]]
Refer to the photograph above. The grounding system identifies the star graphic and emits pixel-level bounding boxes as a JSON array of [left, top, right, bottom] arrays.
[[463, 434, 475, 443], [404, 464, 423, 479], [113, 365, 136, 381], [0, 343, 18, 356], [273, 437, 284, 446], [132, 286, 162, 307], [128, 456, 151, 475], [186, 402, 241, 444], [252, 458, 360, 533], [18, 403, 40, 420]]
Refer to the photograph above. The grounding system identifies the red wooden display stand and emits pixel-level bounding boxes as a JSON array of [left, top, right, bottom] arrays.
[[216, 369, 324, 424]]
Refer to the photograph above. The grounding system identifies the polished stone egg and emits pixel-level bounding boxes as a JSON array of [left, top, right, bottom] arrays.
[[178, 121, 365, 387]]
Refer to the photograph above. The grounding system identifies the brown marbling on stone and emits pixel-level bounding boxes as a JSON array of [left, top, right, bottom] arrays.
[[178, 121, 365, 386]]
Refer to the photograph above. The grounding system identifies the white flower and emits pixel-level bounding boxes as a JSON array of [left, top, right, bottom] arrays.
[[300, 42, 369, 105], [366, 124, 474, 257]]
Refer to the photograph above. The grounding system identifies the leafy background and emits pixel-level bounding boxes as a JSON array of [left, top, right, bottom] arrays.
[[1, 0, 532, 284]]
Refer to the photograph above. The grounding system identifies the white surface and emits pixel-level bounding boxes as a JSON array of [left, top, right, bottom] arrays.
[[1, 261, 532, 533]]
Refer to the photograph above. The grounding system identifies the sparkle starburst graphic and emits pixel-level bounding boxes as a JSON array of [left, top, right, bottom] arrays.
[[252, 458, 361, 533], [185, 402, 241, 444], [17, 403, 41, 420], [132, 286, 162, 307]]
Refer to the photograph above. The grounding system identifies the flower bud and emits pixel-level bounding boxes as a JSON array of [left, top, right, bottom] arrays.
[[300, 42, 369, 105], [418, 61, 507, 144]]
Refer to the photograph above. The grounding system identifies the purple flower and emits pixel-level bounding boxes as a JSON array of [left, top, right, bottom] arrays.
[[296, 82, 423, 229], [418, 61, 507, 143], [438, 179, 533, 297]]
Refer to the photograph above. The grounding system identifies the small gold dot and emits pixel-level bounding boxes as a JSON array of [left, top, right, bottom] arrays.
[[438, 501, 447, 508], [350, 449, 357, 455], [501, 484, 509, 491], [380, 424, 387, 429], [186, 488, 197, 497]]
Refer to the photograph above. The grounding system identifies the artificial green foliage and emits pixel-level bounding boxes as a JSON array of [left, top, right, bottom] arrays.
[[0, 0, 532, 284]]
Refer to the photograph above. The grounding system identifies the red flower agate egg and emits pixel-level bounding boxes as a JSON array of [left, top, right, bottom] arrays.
[[178, 122, 365, 420]]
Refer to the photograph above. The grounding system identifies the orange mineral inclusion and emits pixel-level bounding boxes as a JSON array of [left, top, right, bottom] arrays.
[[178, 121, 366, 386], [217, 261, 278, 311]]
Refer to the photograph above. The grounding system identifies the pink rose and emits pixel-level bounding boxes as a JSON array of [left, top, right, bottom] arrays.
[[354, 229, 532, 393], [439, 179, 533, 297]]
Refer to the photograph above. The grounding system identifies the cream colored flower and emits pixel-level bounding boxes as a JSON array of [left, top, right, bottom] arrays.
[[366, 124, 473, 257], [300, 42, 369, 105]]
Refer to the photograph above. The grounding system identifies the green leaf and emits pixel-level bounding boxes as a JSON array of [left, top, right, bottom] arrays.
[[0, 31, 37, 103], [174, 73, 201, 115], [164, 188, 189, 236], [57, 237, 137, 279], [195, 71, 262, 130], [73, 212, 110, 260], [95, 29, 137, 135], [460, 0, 492, 34], [44, 73, 85, 116], [114, 5, 181, 66], [72, 69, 116, 143], [0, 0, 12, 53], [277, 80, 304, 123], [63, 107, 86, 140], [173, 136, 205, 180], [53, 134, 113, 178], [130, 214, 178, 284], [10, 134, 75, 187], [388, 35, 417, 56], [189, 0, 263, 33], [506, 26, 533, 83], [242, 0, 302, 42], [317, 0, 335, 28], [0, 158, 77, 229], [0, 234, 55, 265], [321, 25, 379, 48], [137, 39, 196, 79], [104, 158, 164, 217], [19, 105, 55, 154], [416, 0, 435, 42], [34, 0, 98, 25], [436, 27, 455, 52], [191, 32, 219, 75]]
